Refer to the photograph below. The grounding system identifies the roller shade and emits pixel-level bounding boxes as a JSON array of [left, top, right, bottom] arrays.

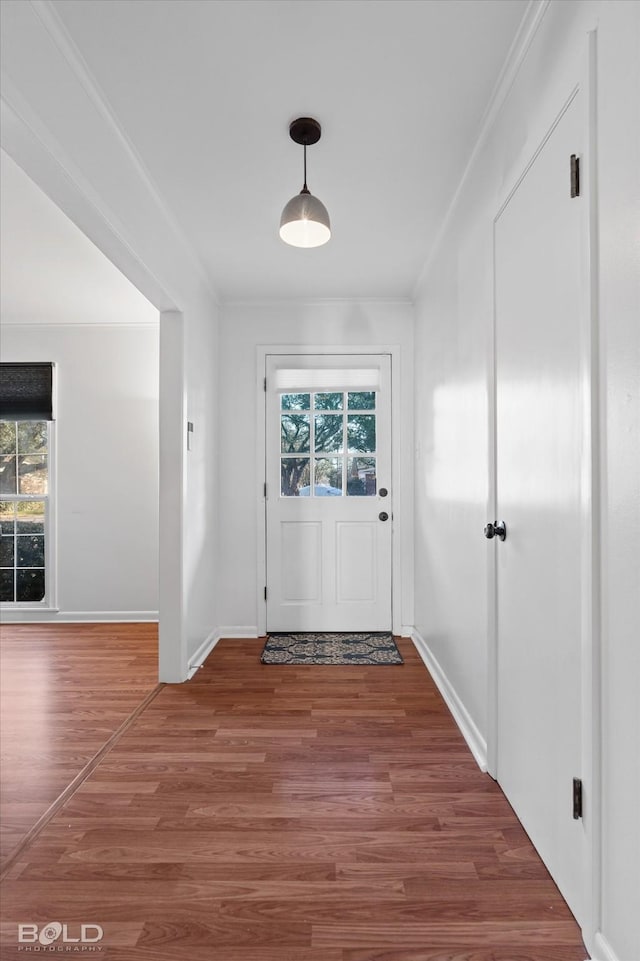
[[0, 363, 54, 421], [274, 368, 380, 393]]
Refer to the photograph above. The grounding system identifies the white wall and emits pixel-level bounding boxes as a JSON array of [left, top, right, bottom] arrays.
[[184, 302, 220, 663], [413, 2, 639, 959], [0, 323, 159, 619], [217, 301, 414, 634]]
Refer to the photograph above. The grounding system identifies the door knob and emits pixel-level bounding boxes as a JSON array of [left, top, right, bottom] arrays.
[[379, 488, 388, 497], [379, 511, 389, 522], [484, 520, 506, 541]]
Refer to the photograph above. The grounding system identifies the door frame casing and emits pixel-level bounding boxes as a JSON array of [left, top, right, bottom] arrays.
[[486, 33, 600, 952], [256, 344, 410, 638]]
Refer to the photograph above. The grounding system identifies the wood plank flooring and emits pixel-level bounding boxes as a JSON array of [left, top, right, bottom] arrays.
[[0, 633, 588, 960], [0, 623, 158, 863]]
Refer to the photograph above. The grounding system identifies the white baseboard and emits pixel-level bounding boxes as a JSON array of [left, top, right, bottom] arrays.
[[186, 627, 260, 679], [593, 932, 620, 961], [187, 629, 223, 678], [216, 626, 260, 638], [411, 628, 488, 772], [1, 610, 158, 623]]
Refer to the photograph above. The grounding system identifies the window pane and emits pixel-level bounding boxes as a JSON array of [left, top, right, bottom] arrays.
[[281, 458, 310, 496], [348, 391, 375, 410], [0, 456, 17, 494], [16, 502, 45, 534], [0, 569, 13, 602], [314, 392, 343, 410], [17, 422, 47, 453], [16, 569, 45, 602], [347, 415, 376, 453], [0, 423, 16, 454], [281, 393, 310, 411], [314, 458, 343, 495], [314, 414, 343, 453], [281, 414, 310, 453], [18, 455, 48, 495], [17, 535, 45, 568], [0, 502, 15, 534], [347, 457, 377, 496], [0, 535, 14, 568]]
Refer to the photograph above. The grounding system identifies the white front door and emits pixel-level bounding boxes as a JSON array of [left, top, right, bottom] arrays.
[[265, 354, 392, 631], [494, 91, 586, 923]]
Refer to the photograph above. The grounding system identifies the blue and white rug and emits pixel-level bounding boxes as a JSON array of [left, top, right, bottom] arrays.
[[261, 632, 403, 665]]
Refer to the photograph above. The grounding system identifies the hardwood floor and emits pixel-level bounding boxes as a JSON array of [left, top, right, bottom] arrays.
[[0, 623, 159, 864], [0, 634, 587, 960]]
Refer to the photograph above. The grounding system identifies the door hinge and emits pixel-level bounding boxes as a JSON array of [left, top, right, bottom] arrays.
[[570, 154, 580, 198], [264, 482, 267, 498], [572, 777, 583, 819], [264, 586, 267, 601], [264, 377, 267, 391]]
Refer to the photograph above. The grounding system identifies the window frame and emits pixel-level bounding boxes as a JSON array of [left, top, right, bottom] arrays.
[[0, 419, 56, 610]]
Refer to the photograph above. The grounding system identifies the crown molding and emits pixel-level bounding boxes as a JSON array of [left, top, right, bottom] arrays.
[[412, 0, 551, 299], [222, 297, 414, 309]]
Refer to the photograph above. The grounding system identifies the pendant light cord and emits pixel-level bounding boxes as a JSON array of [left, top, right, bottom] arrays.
[[302, 143, 310, 194]]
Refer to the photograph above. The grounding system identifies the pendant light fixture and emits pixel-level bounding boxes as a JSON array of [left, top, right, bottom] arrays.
[[279, 117, 331, 248]]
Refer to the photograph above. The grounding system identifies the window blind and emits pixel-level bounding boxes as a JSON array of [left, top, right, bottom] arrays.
[[0, 363, 54, 421], [274, 368, 380, 393]]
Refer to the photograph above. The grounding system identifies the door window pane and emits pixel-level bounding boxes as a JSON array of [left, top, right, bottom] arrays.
[[347, 414, 376, 453], [314, 414, 343, 453], [281, 458, 310, 496], [281, 393, 310, 411], [347, 457, 377, 496], [314, 458, 343, 495], [314, 392, 343, 410], [281, 414, 310, 453], [348, 391, 375, 410]]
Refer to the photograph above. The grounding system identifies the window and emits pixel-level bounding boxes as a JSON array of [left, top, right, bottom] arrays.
[[0, 421, 50, 603], [280, 391, 377, 497], [0, 363, 54, 606]]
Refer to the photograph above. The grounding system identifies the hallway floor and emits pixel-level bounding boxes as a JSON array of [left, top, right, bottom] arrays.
[[0, 633, 587, 960]]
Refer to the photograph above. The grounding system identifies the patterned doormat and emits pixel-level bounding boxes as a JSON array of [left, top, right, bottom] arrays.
[[261, 632, 403, 665]]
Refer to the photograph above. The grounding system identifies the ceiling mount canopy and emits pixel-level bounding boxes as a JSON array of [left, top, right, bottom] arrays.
[[279, 117, 331, 249]]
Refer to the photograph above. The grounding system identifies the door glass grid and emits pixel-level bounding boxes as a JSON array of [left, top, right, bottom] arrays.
[[280, 392, 377, 496]]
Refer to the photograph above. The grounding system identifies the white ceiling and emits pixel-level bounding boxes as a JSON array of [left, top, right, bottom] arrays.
[[2, 0, 529, 308], [0, 149, 158, 324]]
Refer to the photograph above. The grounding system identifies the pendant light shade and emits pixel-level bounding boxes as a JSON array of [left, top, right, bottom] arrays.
[[279, 118, 331, 248]]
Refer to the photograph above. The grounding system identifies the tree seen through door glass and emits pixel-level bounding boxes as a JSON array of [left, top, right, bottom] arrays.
[[314, 392, 343, 410], [313, 458, 342, 494], [348, 457, 376, 496], [280, 393, 310, 411], [314, 414, 343, 453], [280, 458, 310, 496], [348, 391, 375, 410], [281, 414, 310, 453], [347, 415, 376, 453]]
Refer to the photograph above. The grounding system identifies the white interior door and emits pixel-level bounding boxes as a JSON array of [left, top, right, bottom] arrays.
[[494, 92, 586, 923], [266, 354, 392, 632]]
